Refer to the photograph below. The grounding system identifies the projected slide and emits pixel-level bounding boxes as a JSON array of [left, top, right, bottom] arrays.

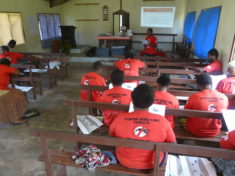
[[141, 7, 176, 28]]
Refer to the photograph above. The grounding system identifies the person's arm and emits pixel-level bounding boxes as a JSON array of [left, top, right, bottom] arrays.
[[185, 66, 205, 72]]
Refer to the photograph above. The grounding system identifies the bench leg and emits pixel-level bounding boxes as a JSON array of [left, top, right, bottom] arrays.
[[56, 166, 67, 176]]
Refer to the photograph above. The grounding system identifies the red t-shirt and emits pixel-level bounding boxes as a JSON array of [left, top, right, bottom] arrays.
[[154, 91, 179, 128], [114, 58, 145, 77], [216, 77, 235, 94], [109, 110, 176, 170], [185, 90, 228, 137], [204, 60, 222, 74], [1, 52, 24, 64], [99, 86, 132, 126], [145, 36, 157, 55], [220, 130, 235, 150], [80, 72, 106, 102], [0, 65, 16, 90]]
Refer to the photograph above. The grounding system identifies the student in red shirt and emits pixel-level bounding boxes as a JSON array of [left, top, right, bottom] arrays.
[[154, 74, 179, 128], [188, 49, 222, 75], [99, 69, 132, 126], [114, 52, 146, 83], [0, 58, 19, 90], [110, 84, 176, 170], [0, 46, 24, 64], [217, 61, 235, 94], [185, 74, 228, 137], [216, 61, 235, 108], [220, 130, 235, 150], [80, 61, 106, 102]]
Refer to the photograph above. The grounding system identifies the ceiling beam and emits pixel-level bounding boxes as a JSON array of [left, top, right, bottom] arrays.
[[49, 0, 71, 8]]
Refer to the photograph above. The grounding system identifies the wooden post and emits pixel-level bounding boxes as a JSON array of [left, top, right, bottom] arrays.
[[40, 132, 53, 176], [153, 145, 161, 176]]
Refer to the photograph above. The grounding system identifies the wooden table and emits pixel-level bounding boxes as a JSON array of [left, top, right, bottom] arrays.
[[96, 36, 132, 52]]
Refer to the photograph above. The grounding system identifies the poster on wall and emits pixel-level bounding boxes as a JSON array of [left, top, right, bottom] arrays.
[[141, 7, 176, 28]]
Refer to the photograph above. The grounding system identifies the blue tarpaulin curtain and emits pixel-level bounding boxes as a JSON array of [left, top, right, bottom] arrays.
[[193, 6, 222, 59], [38, 14, 61, 49], [183, 11, 196, 43]]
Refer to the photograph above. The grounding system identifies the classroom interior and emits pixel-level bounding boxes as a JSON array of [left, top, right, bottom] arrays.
[[0, 0, 235, 176]]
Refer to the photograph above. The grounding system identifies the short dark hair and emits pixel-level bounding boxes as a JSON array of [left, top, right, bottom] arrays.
[[8, 40, 16, 48], [132, 84, 154, 109], [92, 61, 103, 71], [157, 74, 171, 87], [0, 58, 11, 66], [196, 73, 212, 86], [125, 52, 134, 59], [111, 69, 124, 85], [208, 48, 219, 58], [147, 28, 153, 33], [1, 46, 9, 52]]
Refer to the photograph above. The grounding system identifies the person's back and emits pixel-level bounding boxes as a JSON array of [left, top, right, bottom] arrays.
[[114, 53, 145, 77], [0, 46, 23, 64], [109, 84, 176, 169], [154, 74, 179, 128], [80, 61, 106, 102], [217, 61, 235, 94], [185, 74, 228, 137], [99, 70, 132, 126], [0, 59, 17, 90]]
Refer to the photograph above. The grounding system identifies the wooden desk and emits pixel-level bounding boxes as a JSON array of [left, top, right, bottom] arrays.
[[96, 36, 132, 52]]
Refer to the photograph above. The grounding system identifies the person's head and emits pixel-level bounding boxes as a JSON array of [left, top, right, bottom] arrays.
[[0, 58, 11, 66], [208, 49, 219, 63], [132, 84, 154, 109], [147, 28, 153, 36], [92, 61, 103, 74], [196, 73, 212, 90], [157, 74, 171, 91], [125, 52, 134, 59], [111, 69, 124, 86], [8, 40, 16, 48], [227, 61, 235, 76], [1, 46, 9, 53]]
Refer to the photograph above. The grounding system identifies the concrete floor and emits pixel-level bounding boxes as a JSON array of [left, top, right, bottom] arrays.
[[0, 62, 123, 176]]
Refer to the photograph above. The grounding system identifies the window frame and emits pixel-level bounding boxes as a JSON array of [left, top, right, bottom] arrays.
[[229, 34, 235, 62], [0, 12, 25, 45], [37, 13, 61, 41]]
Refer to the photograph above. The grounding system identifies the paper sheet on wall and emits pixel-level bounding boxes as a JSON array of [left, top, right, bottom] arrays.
[[141, 7, 176, 28], [222, 109, 235, 132]]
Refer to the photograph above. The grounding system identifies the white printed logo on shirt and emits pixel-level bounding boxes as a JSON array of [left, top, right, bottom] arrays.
[[134, 126, 149, 138]]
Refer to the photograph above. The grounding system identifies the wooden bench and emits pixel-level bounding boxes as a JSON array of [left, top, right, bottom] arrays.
[[64, 100, 226, 145], [11, 64, 43, 99], [30, 128, 235, 176]]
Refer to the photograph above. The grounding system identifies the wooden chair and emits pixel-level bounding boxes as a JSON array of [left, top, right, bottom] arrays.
[[30, 128, 235, 176], [11, 64, 43, 99], [64, 100, 226, 145]]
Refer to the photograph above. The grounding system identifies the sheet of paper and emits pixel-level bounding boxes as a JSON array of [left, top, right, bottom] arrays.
[[45, 61, 61, 69], [109, 83, 137, 91], [176, 96, 189, 101], [122, 82, 137, 91], [76, 115, 103, 135], [24, 69, 47, 73], [210, 74, 227, 90], [129, 102, 166, 116], [8, 84, 32, 92], [222, 109, 235, 132], [141, 40, 149, 45]]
